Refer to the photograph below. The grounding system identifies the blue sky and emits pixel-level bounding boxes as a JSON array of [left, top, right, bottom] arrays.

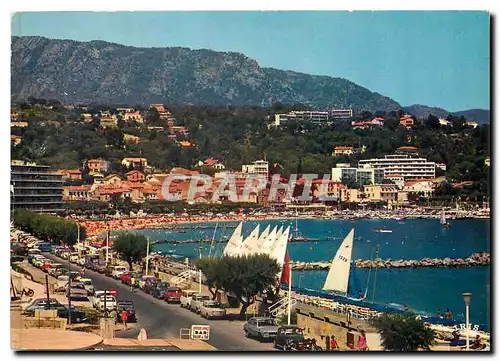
[[11, 11, 490, 111]]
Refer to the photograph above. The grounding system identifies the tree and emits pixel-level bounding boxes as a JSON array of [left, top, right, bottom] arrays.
[[196, 254, 280, 319], [195, 257, 223, 300], [371, 313, 435, 351], [113, 232, 148, 271]]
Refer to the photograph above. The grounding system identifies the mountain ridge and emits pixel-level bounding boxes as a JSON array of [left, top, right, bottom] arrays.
[[11, 35, 400, 111], [404, 104, 490, 124]]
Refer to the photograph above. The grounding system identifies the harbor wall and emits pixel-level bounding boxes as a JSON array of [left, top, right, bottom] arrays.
[[291, 252, 490, 271]]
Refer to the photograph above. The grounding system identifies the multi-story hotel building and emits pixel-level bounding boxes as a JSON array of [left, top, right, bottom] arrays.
[[242, 160, 269, 179], [274, 111, 330, 126], [358, 154, 436, 180], [329, 108, 353, 119], [11, 161, 64, 213]]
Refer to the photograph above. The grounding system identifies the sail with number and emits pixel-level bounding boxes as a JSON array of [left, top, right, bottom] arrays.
[[271, 226, 291, 274], [240, 224, 261, 256], [261, 226, 279, 254], [254, 225, 271, 250], [322, 229, 354, 294], [223, 222, 243, 256]]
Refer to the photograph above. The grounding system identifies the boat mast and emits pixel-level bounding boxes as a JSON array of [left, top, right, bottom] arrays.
[[208, 220, 219, 257], [372, 244, 380, 302]]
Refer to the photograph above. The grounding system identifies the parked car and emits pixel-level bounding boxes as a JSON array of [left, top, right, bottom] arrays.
[[24, 298, 63, 313], [66, 283, 89, 300], [120, 271, 132, 284], [11, 255, 24, 263], [149, 282, 169, 299], [138, 275, 157, 290], [180, 290, 198, 309], [78, 278, 95, 295], [244, 317, 279, 341], [32, 256, 47, 268], [24, 303, 87, 323], [91, 291, 107, 308], [46, 263, 64, 276], [189, 293, 211, 314], [164, 286, 182, 303], [273, 325, 305, 350], [116, 300, 137, 322], [93, 262, 108, 274], [69, 252, 80, 263], [40, 259, 56, 272], [200, 301, 226, 320], [38, 243, 52, 252], [27, 250, 41, 263], [96, 295, 117, 312], [111, 266, 128, 280]]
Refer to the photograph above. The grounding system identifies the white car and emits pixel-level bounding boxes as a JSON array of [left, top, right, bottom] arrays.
[[96, 295, 117, 311], [180, 290, 198, 309], [70, 253, 80, 263], [79, 278, 95, 295], [55, 275, 69, 292], [189, 294, 211, 314], [111, 266, 128, 279], [33, 257, 48, 268], [91, 290, 107, 308]]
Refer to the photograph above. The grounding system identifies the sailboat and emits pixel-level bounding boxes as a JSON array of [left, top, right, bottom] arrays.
[[322, 229, 368, 301], [440, 209, 451, 228], [222, 222, 243, 256], [291, 213, 307, 241], [240, 225, 261, 256]]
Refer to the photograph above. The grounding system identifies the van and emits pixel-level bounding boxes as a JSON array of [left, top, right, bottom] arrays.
[[111, 266, 128, 280]]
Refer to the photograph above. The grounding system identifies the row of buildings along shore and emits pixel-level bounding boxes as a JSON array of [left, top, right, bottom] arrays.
[[11, 144, 487, 213]]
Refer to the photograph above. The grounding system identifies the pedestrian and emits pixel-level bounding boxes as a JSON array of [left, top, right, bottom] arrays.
[[121, 309, 128, 329], [130, 276, 136, 291], [445, 308, 452, 320], [436, 308, 442, 318], [330, 335, 339, 350], [81, 267, 85, 277], [110, 309, 117, 324], [358, 329, 368, 351]]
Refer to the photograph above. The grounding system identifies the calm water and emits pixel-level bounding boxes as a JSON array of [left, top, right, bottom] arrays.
[[126, 218, 491, 327]]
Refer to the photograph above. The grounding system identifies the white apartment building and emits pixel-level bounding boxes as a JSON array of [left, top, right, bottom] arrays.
[[329, 108, 353, 119], [242, 160, 269, 178], [274, 111, 330, 126], [331, 163, 357, 183], [358, 154, 436, 181]]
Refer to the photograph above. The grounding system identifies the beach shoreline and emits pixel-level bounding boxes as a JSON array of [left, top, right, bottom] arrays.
[[77, 212, 490, 238]]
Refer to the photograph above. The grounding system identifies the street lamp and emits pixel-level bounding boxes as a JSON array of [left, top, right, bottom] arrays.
[[462, 292, 472, 350], [287, 260, 292, 325]]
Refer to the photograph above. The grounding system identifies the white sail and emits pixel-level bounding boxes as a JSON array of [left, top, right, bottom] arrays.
[[440, 209, 447, 225], [240, 224, 261, 256], [223, 222, 243, 256], [270, 226, 291, 271], [261, 226, 278, 254], [254, 225, 271, 250], [322, 229, 355, 294]]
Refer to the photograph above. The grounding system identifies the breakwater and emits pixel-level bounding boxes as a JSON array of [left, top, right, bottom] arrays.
[[291, 252, 490, 270]]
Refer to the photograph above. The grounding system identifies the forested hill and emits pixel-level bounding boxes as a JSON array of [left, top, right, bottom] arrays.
[[11, 36, 400, 111]]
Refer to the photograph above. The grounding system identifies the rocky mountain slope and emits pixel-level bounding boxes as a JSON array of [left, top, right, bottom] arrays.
[[11, 36, 401, 111]]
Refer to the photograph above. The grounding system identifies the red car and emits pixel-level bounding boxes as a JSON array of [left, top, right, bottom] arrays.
[[120, 272, 132, 284], [164, 287, 182, 303], [41, 260, 55, 272]]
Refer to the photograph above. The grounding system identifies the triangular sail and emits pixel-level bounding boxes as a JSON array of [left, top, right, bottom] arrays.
[[240, 224, 261, 256], [255, 225, 271, 250], [223, 222, 243, 256], [271, 226, 291, 275], [322, 229, 355, 294], [261, 226, 278, 254]]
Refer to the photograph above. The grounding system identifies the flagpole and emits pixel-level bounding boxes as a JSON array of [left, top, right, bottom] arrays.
[[287, 260, 292, 325]]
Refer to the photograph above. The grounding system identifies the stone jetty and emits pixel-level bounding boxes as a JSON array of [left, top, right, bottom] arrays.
[[291, 252, 490, 271]]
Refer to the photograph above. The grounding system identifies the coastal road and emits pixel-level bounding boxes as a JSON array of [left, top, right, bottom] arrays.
[[43, 253, 275, 351]]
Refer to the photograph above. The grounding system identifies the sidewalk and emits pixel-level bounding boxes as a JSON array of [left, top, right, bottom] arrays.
[[12, 329, 103, 350]]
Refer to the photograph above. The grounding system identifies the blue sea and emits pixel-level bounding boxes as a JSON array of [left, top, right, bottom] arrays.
[[125, 218, 491, 327]]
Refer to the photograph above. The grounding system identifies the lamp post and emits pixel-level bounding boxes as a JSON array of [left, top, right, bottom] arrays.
[[145, 237, 150, 276], [287, 260, 292, 325], [462, 292, 472, 350]]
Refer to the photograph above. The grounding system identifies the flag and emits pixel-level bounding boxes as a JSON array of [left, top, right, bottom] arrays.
[[280, 252, 292, 286]]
